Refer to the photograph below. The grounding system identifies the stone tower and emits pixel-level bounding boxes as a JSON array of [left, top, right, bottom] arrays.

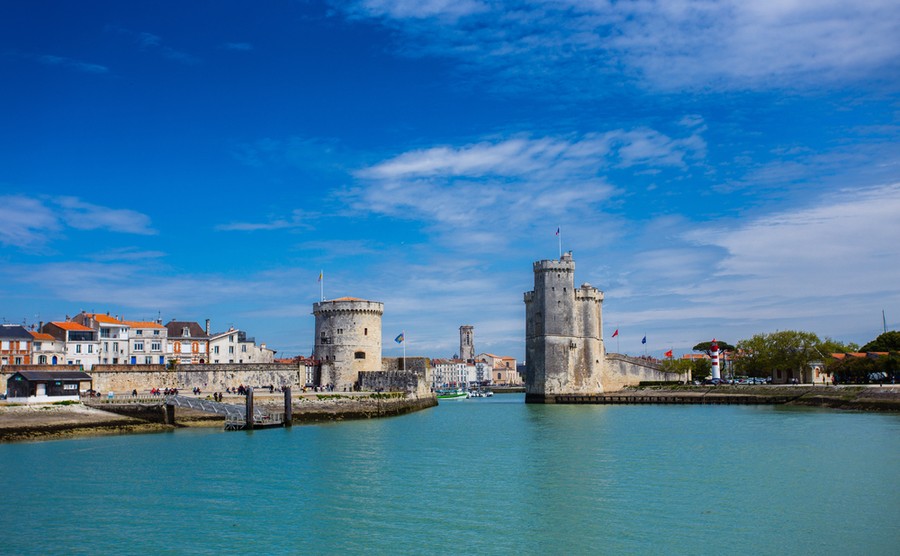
[[524, 252, 605, 402], [459, 325, 474, 361], [313, 297, 384, 390]]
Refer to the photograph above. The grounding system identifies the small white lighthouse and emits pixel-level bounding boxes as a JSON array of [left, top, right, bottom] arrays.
[[710, 339, 720, 380]]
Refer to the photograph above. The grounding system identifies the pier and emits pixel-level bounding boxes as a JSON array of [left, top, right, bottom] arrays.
[[83, 387, 292, 430]]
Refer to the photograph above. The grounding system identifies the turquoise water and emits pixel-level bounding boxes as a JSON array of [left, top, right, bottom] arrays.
[[4, 394, 899, 555]]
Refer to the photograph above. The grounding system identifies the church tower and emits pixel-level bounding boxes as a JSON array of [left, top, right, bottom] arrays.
[[524, 252, 605, 402], [459, 325, 474, 361]]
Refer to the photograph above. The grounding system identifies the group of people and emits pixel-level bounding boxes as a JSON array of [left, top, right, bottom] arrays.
[[148, 387, 178, 396]]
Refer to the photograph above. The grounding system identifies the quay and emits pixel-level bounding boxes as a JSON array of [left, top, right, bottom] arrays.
[[542, 385, 900, 410], [83, 388, 291, 431]]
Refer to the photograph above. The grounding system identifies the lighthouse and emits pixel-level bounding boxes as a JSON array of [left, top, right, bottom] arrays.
[[710, 339, 720, 380]]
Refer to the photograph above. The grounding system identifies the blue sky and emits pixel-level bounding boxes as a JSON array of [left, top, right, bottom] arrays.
[[2, 0, 898, 361]]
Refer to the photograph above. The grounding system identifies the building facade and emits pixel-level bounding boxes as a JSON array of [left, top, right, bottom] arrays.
[[29, 330, 65, 365], [209, 327, 276, 364], [524, 252, 605, 400], [41, 321, 101, 370], [73, 312, 130, 365], [1, 324, 33, 366], [165, 321, 210, 364], [313, 297, 383, 391], [124, 320, 167, 365]]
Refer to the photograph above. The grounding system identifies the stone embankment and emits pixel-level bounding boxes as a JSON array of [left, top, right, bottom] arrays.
[[0, 393, 438, 442], [560, 384, 900, 411]]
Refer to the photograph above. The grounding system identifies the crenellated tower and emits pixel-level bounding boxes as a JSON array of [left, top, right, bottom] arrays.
[[524, 252, 605, 402]]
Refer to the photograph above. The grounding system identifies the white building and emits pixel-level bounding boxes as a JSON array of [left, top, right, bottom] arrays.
[[41, 321, 100, 370], [29, 330, 65, 365], [73, 312, 130, 365], [124, 320, 167, 365], [208, 327, 276, 364]]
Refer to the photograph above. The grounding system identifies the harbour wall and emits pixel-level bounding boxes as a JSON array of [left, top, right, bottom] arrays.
[[603, 353, 686, 391]]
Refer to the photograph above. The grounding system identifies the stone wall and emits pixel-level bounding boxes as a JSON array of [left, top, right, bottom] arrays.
[[358, 370, 431, 398], [603, 354, 685, 391], [4, 363, 306, 394]]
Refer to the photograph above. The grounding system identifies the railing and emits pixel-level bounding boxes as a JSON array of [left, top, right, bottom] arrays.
[[80, 393, 285, 429]]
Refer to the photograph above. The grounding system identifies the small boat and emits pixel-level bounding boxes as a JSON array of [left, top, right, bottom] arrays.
[[436, 388, 468, 400]]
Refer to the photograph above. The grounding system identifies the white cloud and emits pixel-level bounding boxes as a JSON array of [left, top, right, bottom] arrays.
[[0, 196, 60, 248], [0, 195, 155, 249], [34, 54, 108, 73], [335, 0, 900, 91], [216, 209, 314, 232]]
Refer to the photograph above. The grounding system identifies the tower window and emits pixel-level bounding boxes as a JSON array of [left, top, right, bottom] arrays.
[[355, 351, 366, 359], [364, 328, 368, 336]]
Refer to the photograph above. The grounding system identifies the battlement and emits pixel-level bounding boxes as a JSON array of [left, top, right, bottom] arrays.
[[524, 291, 534, 302], [313, 298, 384, 316], [533, 253, 575, 273], [575, 283, 603, 301]]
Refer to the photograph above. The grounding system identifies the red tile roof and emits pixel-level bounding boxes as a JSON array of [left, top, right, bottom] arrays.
[[51, 321, 93, 331], [29, 331, 56, 341]]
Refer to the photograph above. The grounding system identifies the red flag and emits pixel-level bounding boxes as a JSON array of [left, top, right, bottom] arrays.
[[612, 329, 619, 338], [665, 349, 673, 358]]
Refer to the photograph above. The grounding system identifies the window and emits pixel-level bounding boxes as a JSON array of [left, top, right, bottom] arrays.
[[153, 330, 159, 336], [241, 345, 247, 352], [355, 351, 366, 359], [151, 342, 161, 351], [228, 346, 234, 354], [135, 342, 144, 351], [88, 344, 93, 353], [214, 346, 220, 354], [229, 335, 235, 343], [76, 344, 82, 353], [34, 341, 42, 350], [144, 356, 152, 364], [136, 330, 143, 336], [337, 328, 343, 334], [364, 328, 368, 336], [113, 342, 118, 352]]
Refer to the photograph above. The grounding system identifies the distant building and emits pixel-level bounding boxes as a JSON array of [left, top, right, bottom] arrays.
[[165, 321, 210, 364], [209, 326, 276, 364], [123, 320, 167, 365], [41, 321, 100, 370], [72, 312, 130, 364], [431, 358, 469, 389], [475, 353, 520, 385], [1, 324, 33, 366], [29, 330, 65, 365], [313, 297, 383, 391]]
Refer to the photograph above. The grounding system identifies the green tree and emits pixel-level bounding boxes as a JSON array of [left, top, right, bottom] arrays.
[[860, 331, 900, 352], [692, 340, 735, 356], [660, 357, 711, 381], [735, 330, 822, 382], [819, 337, 859, 355]]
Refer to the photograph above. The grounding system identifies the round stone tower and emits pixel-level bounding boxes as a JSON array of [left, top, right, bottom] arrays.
[[524, 252, 605, 402], [459, 325, 474, 361], [313, 297, 383, 390]]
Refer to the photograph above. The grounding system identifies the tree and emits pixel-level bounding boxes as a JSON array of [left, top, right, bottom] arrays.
[[692, 340, 735, 356], [860, 331, 900, 353], [659, 357, 710, 380], [734, 330, 822, 381], [819, 337, 860, 355]]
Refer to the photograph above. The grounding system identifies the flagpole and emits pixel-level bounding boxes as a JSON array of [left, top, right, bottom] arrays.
[[558, 226, 562, 259], [403, 330, 407, 371], [319, 270, 324, 302]]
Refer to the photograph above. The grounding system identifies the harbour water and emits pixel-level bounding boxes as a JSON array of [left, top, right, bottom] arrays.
[[4, 394, 899, 555]]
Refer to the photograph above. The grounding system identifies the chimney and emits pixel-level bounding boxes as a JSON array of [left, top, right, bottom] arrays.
[[39, 321, 44, 332], [205, 319, 210, 335]]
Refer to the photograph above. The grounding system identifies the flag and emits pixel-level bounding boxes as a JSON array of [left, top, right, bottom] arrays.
[[665, 349, 673, 358], [612, 329, 619, 338], [318, 271, 323, 282], [642, 335, 647, 344], [394, 333, 404, 344], [555, 227, 560, 236]]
